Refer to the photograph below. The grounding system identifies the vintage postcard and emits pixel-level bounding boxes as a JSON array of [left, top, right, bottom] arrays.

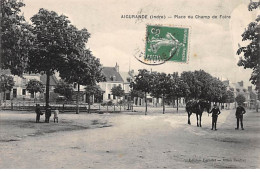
[[0, 0, 259, 169]]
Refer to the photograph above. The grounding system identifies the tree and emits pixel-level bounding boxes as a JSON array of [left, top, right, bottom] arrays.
[[131, 69, 153, 115], [237, 1, 260, 90], [181, 70, 227, 104], [235, 94, 246, 105], [0, 74, 15, 102], [150, 72, 171, 114], [194, 70, 215, 101], [59, 50, 105, 114], [129, 89, 144, 111], [26, 79, 44, 102], [226, 90, 235, 103], [1, 0, 33, 76], [54, 80, 74, 101], [209, 78, 228, 104], [25, 8, 90, 109], [181, 71, 202, 100], [167, 72, 190, 112], [111, 85, 125, 104], [223, 90, 235, 109], [85, 85, 104, 113], [129, 89, 145, 100]]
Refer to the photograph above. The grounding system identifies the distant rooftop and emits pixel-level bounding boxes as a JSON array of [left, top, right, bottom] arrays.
[[102, 67, 124, 82]]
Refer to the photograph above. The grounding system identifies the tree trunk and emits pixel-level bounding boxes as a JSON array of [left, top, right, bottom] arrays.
[[177, 96, 179, 113], [162, 95, 165, 114], [88, 95, 91, 113], [76, 83, 80, 114], [172, 97, 175, 108], [45, 71, 50, 108], [34, 92, 36, 103], [145, 92, 147, 115], [3, 91, 6, 103]]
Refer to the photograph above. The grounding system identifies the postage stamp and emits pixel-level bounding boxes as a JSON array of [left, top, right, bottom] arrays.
[[134, 25, 190, 65]]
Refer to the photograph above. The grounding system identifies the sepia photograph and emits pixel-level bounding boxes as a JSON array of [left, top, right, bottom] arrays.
[[0, 0, 259, 169]]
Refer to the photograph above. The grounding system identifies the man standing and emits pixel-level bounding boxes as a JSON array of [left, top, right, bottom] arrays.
[[45, 105, 52, 123], [35, 104, 42, 123], [235, 104, 246, 130], [209, 104, 221, 130]]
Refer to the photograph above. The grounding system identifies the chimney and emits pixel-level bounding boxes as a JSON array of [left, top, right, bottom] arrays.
[[238, 81, 243, 87], [248, 86, 252, 92], [115, 63, 119, 72]]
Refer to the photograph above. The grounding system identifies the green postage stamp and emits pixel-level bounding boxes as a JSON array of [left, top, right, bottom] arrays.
[[143, 25, 189, 64]]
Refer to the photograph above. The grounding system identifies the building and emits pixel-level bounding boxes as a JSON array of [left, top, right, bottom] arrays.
[[0, 69, 58, 102], [40, 74, 59, 102], [98, 63, 124, 103], [223, 80, 257, 108], [231, 81, 250, 107], [119, 69, 135, 101]]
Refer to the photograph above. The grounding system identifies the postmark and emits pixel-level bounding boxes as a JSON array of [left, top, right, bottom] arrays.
[[134, 25, 190, 65]]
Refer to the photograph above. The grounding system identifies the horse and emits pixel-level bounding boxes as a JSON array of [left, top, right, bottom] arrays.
[[186, 100, 211, 127]]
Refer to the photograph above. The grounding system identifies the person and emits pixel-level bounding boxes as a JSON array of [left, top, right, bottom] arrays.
[[235, 104, 246, 130], [35, 104, 42, 123], [45, 105, 52, 123], [53, 109, 59, 123], [209, 104, 221, 130]]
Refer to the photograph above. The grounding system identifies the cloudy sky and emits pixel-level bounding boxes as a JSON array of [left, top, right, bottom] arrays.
[[21, 0, 258, 88]]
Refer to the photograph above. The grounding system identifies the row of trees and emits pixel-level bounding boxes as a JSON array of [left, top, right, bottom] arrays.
[[131, 69, 235, 115], [1, 0, 105, 113]]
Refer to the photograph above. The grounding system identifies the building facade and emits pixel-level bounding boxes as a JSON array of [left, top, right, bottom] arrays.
[[0, 69, 58, 102], [98, 64, 124, 103]]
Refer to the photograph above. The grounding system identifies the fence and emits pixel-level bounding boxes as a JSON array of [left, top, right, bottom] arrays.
[[0, 100, 134, 113]]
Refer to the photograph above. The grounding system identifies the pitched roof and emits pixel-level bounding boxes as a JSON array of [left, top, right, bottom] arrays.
[[40, 74, 59, 86], [119, 71, 135, 83], [102, 67, 123, 82]]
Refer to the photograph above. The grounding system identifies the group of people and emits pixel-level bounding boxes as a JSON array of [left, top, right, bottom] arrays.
[[35, 104, 59, 123], [209, 103, 246, 130]]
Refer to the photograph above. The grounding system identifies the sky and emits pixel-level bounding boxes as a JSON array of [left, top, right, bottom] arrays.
[[21, 0, 259, 88]]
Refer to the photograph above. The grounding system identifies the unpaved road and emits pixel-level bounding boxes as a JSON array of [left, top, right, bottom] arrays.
[[0, 108, 259, 168]]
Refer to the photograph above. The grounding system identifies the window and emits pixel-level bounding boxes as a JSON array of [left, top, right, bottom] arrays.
[[22, 89, 26, 95], [125, 95, 127, 100], [73, 83, 77, 89], [108, 94, 111, 99], [110, 76, 116, 81], [13, 89, 17, 98], [6, 93, 10, 100], [113, 95, 116, 99], [22, 78, 27, 85]]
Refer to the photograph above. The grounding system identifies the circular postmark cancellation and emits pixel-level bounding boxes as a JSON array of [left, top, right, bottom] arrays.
[[134, 25, 190, 65]]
